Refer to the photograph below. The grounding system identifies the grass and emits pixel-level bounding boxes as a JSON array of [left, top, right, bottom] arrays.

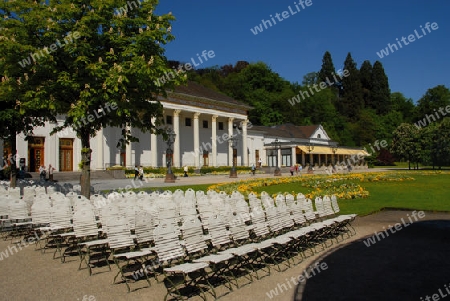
[[375, 161, 450, 170], [137, 172, 450, 217], [251, 174, 450, 216]]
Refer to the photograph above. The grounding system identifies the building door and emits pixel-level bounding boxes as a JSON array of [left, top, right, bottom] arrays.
[[59, 138, 73, 171], [255, 150, 259, 166], [28, 137, 45, 172], [203, 150, 209, 166]]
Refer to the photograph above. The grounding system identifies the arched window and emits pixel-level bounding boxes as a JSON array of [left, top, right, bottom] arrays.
[[317, 134, 321, 138]]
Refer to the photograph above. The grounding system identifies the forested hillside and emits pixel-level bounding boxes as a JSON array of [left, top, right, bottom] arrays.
[[170, 51, 450, 163]]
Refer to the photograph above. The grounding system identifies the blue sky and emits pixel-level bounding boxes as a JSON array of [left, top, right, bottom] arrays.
[[155, 0, 449, 103]]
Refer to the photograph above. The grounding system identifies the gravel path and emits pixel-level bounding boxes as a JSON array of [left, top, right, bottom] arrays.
[[1, 210, 449, 301]]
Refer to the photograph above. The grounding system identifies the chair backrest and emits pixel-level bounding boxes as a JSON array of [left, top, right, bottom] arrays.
[[72, 208, 99, 237], [322, 195, 335, 216], [134, 208, 156, 245], [314, 197, 326, 218], [206, 213, 231, 248], [265, 206, 283, 234], [7, 187, 21, 200], [31, 198, 52, 225], [250, 207, 270, 238], [153, 222, 185, 263], [330, 195, 339, 213], [51, 200, 73, 229], [105, 215, 134, 250], [290, 201, 307, 225], [181, 216, 208, 256], [8, 199, 29, 220], [302, 198, 317, 221]]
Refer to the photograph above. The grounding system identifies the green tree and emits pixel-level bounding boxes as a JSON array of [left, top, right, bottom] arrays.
[[318, 51, 336, 84], [415, 85, 450, 123], [1, 0, 178, 197], [391, 123, 421, 169], [223, 62, 289, 125], [390, 92, 415, 123], [371, 61, 391, 115], [339, 53, 364, 121], [421, 118, 450, 169], [359, 60, 372, 108], [0, 0, 63, 186]]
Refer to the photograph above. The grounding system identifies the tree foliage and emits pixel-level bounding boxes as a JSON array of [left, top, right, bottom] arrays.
[[0, 0, 178, 196]]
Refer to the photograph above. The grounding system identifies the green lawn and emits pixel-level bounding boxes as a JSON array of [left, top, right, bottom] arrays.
[[252, 174, 450, 216], [138, 173, 450, 217]]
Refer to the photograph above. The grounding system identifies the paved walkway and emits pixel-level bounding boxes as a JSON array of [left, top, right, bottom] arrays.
[[56, 168, 392, 192], [1, 210, 449, 301]]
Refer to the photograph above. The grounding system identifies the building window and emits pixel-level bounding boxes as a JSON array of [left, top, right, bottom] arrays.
[[317, 134, 321, 138], [203, 120, 208, 128], [281, 148, 292, 167], [185, 117, 191, 127], [218, 122, 224, 130], [166, 115, 172, 125]]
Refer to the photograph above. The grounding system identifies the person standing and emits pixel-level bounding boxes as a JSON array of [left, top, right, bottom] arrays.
[[258, 158, 262, 168], [48, 164, 55, 181], [183, 166, 189, 177], [39, 165, 46, 181], [251, 164, 256, 176]]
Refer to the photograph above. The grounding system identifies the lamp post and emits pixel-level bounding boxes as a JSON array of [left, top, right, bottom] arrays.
[[272, 138, 281, 176], [307, 143, 314, 171], [331, 144, 338, 165], [229, 135, 238, 178], [164, 128, 176, 183]]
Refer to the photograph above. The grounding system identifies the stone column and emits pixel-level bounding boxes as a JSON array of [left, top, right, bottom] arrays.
[[151, 117, 158, 167], [125, 126, 132, 168], [193, 112, 200, 168], [211, 115, 218, 167], [173, 110, 181, 167], [242, 120, 248, 166], [228, 117, 234, 166], [291, 146, 296, 166], [96, 127, 104, 170]]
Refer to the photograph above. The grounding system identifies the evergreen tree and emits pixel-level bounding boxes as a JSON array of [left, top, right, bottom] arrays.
[[340, 53, 364, 121], [359, 60, 373, 108], [318, 51, 336, 84], [371, 61, 391, 114]]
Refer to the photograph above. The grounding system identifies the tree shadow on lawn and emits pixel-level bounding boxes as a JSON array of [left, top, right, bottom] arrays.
[[297, 220, 450, 301]]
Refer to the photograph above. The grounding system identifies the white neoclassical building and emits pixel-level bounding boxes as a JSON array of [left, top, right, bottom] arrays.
[[1, 82, 368, 172]]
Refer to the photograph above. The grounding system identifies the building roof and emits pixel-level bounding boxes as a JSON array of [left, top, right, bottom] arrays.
[[250, 123, 320, 139], [168, 81, 253, 110]]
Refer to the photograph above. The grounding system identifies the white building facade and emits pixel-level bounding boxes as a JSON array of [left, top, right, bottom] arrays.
[[1, 82, 367, 172]]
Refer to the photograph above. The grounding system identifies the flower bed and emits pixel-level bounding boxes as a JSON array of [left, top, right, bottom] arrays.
[[207, 172, 432, 200]]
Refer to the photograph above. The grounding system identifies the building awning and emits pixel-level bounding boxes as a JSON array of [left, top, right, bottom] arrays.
[[297, 145, 333, 154], [297, 146, 370, 156]]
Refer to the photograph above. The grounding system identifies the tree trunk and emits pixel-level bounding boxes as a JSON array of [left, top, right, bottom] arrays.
[[80, 131, 92, 199], [9, 135, 17, 188]]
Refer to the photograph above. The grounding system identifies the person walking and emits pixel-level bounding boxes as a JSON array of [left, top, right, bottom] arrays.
[[298, 164, 303, 176], [139, 166, 144, 180], [134, 165, 139, 180], [290, 165, 296, 176], [258, 158, 262, 168], [183, 166, 189, 177], [251, 164, 256, 176]]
